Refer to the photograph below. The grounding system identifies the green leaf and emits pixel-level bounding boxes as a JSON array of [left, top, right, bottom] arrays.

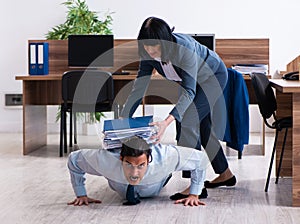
[[95, 112, 106, 122]]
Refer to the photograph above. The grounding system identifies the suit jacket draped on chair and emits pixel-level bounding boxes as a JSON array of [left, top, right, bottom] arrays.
[[213, 68, 250, 153]]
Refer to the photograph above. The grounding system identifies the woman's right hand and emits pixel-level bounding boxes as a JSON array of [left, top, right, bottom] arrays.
[[149, 114, 175, 144], [149, 120, 168, 144]]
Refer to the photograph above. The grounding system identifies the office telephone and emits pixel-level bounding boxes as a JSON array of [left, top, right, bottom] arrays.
[[282, 71, 299, 80]]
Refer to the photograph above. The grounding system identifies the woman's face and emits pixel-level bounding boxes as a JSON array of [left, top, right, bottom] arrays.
[[144, 44, 161, 58]]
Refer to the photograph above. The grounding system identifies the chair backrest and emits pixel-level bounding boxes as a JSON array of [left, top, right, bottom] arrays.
[[62, 70, 114, 112], [249, 72, 277, 120]]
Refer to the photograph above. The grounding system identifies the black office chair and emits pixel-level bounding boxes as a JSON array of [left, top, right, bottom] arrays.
[[59, 70, 114, 157], [250, 72, 292, 192]]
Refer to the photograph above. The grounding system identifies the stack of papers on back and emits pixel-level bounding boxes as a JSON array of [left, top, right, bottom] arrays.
[[103, 116, 155, 149]]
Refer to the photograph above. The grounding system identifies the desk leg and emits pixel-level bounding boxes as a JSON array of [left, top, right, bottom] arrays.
[[23, 105, 47, 155], [276, 91, 292, 176], [292, 93, 300, 206]]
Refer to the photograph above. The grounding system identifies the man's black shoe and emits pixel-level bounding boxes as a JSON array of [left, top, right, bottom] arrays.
[[169, 188, 208, 200]]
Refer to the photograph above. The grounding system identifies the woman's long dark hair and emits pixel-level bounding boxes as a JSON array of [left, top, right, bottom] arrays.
[[137, 17, 175, 63]]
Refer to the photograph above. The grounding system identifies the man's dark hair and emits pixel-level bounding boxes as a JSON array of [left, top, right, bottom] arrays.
[[137, 16, 175, 63], [120, 136, 152, 162]]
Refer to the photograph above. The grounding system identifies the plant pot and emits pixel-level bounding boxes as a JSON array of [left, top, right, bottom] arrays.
[[82, 122, 104, 136]]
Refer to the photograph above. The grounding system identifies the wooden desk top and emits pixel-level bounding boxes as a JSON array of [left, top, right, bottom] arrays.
[[16, 73, 253, 81], [16, 75, 62, 81], [270, 79, 300, 93], [15, 74, 138, 81]]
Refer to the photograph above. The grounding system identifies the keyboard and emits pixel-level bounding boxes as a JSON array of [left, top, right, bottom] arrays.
[[112, 71, 130, 75]]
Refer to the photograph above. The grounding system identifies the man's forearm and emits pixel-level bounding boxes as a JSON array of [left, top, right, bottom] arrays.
[[67, 152, 88, 197]]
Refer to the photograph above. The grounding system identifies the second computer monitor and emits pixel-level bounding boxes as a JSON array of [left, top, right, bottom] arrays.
[[190, 34, 215, 51]]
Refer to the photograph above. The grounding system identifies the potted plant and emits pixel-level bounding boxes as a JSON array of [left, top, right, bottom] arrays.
[[46, 0, 113, 40], [48, 0, 114, 133]]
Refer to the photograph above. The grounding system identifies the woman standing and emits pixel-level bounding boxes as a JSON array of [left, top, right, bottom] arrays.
[[120, 17, 236, 197]]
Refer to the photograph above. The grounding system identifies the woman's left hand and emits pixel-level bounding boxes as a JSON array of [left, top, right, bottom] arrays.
[[149, 120, 168, 144]]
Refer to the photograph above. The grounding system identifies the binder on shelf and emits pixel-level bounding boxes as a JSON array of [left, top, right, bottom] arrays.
[[28, 42, 49, 75], [28, 43, 37, 75]]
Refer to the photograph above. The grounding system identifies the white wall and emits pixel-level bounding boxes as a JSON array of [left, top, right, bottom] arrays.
[[0, 0, 65, 132], [1, 0, 300, 132]]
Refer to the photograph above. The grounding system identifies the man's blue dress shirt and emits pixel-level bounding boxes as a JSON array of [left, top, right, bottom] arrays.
[[68, 143, 207, 199]]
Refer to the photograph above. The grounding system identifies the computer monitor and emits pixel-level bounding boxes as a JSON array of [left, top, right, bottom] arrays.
[[68, 35, 114, 68], [190, 34, 215, 51]]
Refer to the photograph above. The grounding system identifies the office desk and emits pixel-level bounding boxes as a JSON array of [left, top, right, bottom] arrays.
[[270, 79, 300, 206], [15, 73, 181, 155], [16, 73, 263, 157]]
